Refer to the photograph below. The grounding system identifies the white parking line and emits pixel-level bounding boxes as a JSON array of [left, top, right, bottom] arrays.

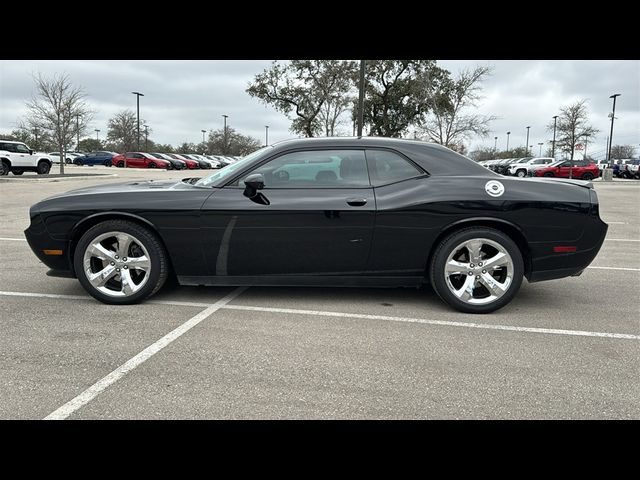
[[587, 266, 640, 272], [0, 290, 212, 308], [606, 239, 640, 242], [0, 237, 26, 241], [606, 222, 627, 225], [44, 286, 247, 420], [221, 305, 640, 340]]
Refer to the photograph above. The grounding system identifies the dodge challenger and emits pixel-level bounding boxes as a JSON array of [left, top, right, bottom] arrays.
[[25, 137, 608, 313]]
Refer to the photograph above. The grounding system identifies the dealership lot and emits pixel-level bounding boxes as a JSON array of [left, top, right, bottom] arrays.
[[1, 166, 638, 419]]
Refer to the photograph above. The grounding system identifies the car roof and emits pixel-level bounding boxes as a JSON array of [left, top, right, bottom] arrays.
[[0, 140, 24, 144]]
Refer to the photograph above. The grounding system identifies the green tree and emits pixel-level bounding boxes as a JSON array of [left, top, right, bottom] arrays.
[[469, 146, 498, 161], [154, 143, 175, 153], [206, 127, 261, 156], [77, 137, 102, 152], [359, 60, 445, 137], [247, 60, 358, 137], [107, 110, 147, 152], [547, 100, 598, 161], [496, 146, 529, 159], [25, 73, 92, 174], [419, 66, 496, 148], [176, 142, 198, 153]]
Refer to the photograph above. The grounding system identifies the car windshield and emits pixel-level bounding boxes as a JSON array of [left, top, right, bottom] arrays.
[[196, 147, 271, 187]]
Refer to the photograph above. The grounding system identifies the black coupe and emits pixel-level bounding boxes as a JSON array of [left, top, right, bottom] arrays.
[[25, 137, 608, 313]]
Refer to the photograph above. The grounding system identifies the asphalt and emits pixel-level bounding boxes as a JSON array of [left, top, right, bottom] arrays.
[[0, 165, 638, 419]]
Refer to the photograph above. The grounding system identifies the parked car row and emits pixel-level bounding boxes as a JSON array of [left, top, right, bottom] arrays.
[[68, 151, 242, 170], [478, 157, 555, 177]]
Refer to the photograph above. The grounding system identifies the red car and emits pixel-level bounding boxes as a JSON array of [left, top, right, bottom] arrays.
[[534, 160, 598, 180], [112, 152, 172, 169]]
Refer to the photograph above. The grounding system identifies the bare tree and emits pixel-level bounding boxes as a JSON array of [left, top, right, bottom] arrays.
[[419, 66, 496, 148], [107, 110, 148, 152], [610, 144, 636, 160], [25, 73, 92, 174], [546, 100, 598, 161]]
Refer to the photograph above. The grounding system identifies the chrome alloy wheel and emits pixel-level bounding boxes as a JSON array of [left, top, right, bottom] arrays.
[[443, 238, 514, 305], [82, 231, 151, 297]]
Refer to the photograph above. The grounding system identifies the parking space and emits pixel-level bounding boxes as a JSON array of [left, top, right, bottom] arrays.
[[0, 172, 638, 419]]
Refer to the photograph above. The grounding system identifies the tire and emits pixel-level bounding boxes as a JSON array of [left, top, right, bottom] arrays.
[[13, 170, 24, 175], [74, 220, 168, 305], [74, 158, 82, 165], [0, 161, 8, 176], [429, 227, 524, 314], [149, 162, 157, 168], [104, 160, 112, 167], [543, 172, 554, 177], [581, 172, 594, 181], [117, 161, 125, 168], [37, 161, 51, 174], [516, 169, 526, 178]]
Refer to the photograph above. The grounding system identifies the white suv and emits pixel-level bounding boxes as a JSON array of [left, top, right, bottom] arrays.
[[0, 140, 53, 175], [508, 157, 554, 177]]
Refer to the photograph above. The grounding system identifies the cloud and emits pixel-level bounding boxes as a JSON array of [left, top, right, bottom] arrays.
[[1, 59, 638, 157]]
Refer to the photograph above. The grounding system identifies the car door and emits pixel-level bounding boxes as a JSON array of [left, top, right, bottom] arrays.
[[200, 149, 375, 277], [13, 143, 32, 167], [556, 161, 572, 177]]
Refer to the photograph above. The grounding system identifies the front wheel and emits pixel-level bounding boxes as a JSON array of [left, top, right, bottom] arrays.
[[148, 162, 157, 168], [429, 227, 524, 314], [516, 169, 527, 178], [117, 161, 125, 168], [37, 161, 51, 174], [582, 172, 594, 181], [543, 172, 554, 177], [104, 160, 112, 167], [74, 158, 82, 165], [74, 220, 168, 304]]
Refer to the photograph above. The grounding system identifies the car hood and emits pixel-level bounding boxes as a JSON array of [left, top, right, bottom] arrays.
[[42, 179, 198, 200]]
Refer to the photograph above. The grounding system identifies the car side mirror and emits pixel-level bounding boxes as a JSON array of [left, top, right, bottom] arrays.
[[243, 173, 265, 198], [29, 150, 34, 155]]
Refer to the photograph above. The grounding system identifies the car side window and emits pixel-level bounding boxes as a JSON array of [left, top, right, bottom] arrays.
[[366, 149, 422, 186], [240, 150, 370, 188], [15, 144, 29, 153]]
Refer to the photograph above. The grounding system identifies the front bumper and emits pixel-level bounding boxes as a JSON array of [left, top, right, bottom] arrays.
[[24, 212, 74, 276]]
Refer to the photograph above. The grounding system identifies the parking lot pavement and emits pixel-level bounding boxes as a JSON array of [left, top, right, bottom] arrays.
[[0, 173, 638, 419], [0, 296, 202, 419], [69, 308, 639, 419]]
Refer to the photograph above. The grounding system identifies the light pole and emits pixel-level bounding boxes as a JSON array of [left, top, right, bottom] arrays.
[[132, 92, 144, 150], [583, 133, 590, 161], [525, 126, 530, 155], [538, 142, 544, 156], [222, 114, 228, 154], [33, 127, 39, 150], [357, 60, 365, 137], [506, 131, 511, 151], [95, 129, 100, 142], [76, 113, 80, 152], [607, 93, 621, 165], [494, 136, 498, 152], [265, 125, 269, 146], [143, 124, 149, 151], [552, 115, 558, 159]]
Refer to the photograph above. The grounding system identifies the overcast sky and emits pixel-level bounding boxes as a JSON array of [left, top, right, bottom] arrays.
[[1, 60, 638, 158]]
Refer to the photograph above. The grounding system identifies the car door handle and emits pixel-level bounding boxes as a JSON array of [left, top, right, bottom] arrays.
[[346, 198, 367, 207]]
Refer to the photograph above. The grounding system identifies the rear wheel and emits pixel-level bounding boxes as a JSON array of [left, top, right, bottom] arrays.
[[37, 161, 51, 174], [104, 160, 112, 167], [0, 161, 8, 175], [582, 172, 594, 181], [430, 227, 524, 314], [74, 220, 168, 304]]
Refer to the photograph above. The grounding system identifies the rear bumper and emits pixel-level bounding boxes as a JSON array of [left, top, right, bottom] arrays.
[[527, 217, 608, 283]]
